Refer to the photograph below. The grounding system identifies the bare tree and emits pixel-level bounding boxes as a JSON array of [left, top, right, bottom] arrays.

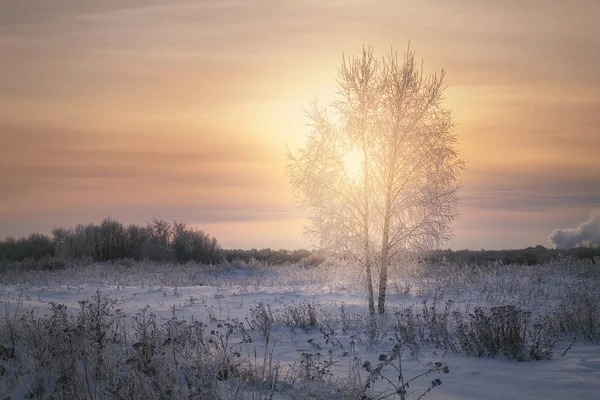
[[286, 45, 464, 314]]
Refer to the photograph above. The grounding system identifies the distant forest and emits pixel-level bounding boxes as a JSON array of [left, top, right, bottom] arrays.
[[0, 217, 599, 268], [0, 217, 311, 266], [426, 246, 600, 266], [0, 218, 222, 265]]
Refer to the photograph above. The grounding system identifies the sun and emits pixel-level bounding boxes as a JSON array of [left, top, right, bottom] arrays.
[[342, 148, 364, 181]]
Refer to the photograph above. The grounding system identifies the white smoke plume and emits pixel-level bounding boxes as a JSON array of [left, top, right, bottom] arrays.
[[548, 212, 600, 249]]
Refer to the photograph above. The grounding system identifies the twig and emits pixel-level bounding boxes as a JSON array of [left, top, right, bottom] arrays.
[[561, 337, 576, 357]]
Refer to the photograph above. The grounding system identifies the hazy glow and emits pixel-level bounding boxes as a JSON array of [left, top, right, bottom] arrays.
[[342, 148, 364, 182], [1, 0, 599, 249]]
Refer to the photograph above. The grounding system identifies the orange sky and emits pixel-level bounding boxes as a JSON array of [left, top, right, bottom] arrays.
[[1, 0, 599, 249]]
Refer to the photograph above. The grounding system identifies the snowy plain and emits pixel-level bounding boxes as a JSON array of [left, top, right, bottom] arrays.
[[0, 258, 599, 399]]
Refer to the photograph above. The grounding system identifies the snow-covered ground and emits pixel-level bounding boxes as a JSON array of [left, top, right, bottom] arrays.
[[0, 259, 598, 399]]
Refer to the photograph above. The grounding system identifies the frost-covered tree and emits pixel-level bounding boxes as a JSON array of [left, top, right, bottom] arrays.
[[287, 45, 464, 314]]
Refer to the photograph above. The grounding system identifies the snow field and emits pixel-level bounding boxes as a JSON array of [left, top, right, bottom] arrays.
[[0, 258, 598, 399]]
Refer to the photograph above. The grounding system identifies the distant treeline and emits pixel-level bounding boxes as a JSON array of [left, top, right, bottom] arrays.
[[223, 248, 312, 265], [2, 218, 600, 268], [0, 218, 222, 264], [0, 218, 315, 267], [427, 245, 600, 266]]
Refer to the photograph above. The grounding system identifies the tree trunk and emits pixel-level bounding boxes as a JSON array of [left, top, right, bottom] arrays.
[[365, 245, 375, 316], [363, 143, 375, 316], [378, 195, 392, 314], [378, 242, 389, 314]]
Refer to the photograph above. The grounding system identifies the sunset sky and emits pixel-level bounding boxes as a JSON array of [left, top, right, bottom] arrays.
[[1, 0, 599, 250]]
